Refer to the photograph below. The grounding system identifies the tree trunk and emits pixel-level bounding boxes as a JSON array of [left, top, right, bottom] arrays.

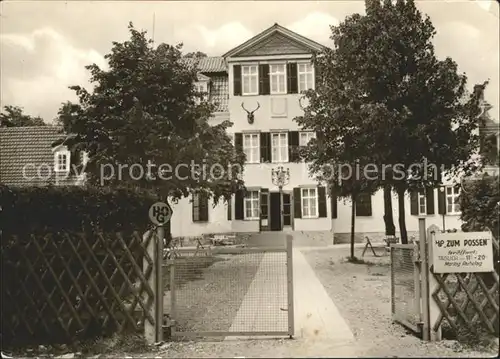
[[397, 187, 408, 244], [350, 194, 357, 259], [383, 185, 396, 236]]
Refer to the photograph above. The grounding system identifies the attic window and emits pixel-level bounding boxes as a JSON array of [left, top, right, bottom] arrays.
[[54, 148, 71, 173]]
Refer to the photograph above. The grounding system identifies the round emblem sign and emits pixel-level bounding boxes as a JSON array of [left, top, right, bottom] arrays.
[[148, 202, 172, 226]]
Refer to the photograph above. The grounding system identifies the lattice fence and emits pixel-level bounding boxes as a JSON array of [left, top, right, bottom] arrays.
[[430, 234, 499, 337], [1, 230, 158, 347]]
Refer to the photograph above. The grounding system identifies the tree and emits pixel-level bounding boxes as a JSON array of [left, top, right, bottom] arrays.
[[184, 51, 208, 59], [0, 105, 46, 127], [296, 0, 485, 244], [57, 23, 245, 242]]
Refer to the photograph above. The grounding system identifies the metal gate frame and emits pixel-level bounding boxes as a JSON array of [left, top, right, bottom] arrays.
[[390, 243, 423, 334], [166, 235, 294, 338]]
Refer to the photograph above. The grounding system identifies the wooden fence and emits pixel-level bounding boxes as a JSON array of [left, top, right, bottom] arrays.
[[430, 233, 499, 338], [1, 229, 160, 348]]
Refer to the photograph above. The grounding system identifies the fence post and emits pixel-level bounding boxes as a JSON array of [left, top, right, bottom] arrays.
[[426, 226, 442, 341], [155, 226, 164, 343], [144, 230, 156, 344], [286, 234, 295, 338], [419, 218, 430, 341]]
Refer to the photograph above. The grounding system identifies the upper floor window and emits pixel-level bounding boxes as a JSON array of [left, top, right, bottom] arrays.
[[243, 133, 260, 163], [298, 63, 314, 92], [54, 147, 70, 173], [194, 81, 209, 103], [271, 132, 288, 163], [242, 65, 258, 95], [270, 64, 286, 94], [299, 131, 316, 146]]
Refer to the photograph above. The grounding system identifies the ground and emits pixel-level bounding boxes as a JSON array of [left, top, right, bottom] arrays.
[[96, 242, 498, 358]]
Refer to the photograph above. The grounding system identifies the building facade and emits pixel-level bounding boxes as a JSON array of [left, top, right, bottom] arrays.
[[167, 23, 499, 241]]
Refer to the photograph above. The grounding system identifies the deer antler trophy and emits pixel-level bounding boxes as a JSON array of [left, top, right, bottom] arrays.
[[241, 101, 260, 124]]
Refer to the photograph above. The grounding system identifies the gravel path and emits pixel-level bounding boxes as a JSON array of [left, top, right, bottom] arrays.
[[302, 247, 498, 358]]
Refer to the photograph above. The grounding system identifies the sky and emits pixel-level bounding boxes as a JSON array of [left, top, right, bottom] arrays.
[[1, 0, 499, 123]]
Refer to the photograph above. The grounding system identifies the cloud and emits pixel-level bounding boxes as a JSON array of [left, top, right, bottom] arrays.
[[287, 12, 338, 45], [0, 27, 106, 121]]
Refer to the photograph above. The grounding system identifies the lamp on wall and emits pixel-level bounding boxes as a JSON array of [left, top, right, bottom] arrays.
[[271, 166, 290, 230]]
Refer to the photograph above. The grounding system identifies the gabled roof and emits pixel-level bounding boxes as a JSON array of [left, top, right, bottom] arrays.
[[0, 126, 78, 187], [222, 23, 326, 58]]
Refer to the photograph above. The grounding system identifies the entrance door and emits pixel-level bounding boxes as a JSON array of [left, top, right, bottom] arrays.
[[270, 192, 282, 231]]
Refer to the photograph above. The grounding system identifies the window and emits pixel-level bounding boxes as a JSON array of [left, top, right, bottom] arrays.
[[418, 192, 427, 215], [244, 190, 260, 220], [299, 131, 316, 146], [446, 186, 460, 214], [194, 81, 208, 103], [54, 149, 70, 172], [242, 65, 258, 95], [243, 133, 260, 163], [192, 192, 209, 222], [301, 188, 318, 218], [298, 63, 314, 92], [271, 132, 288, 163], [270, 64, 286, 94]]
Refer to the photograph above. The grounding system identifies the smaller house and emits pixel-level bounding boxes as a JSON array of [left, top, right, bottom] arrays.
[[0, 126, 87, 187]]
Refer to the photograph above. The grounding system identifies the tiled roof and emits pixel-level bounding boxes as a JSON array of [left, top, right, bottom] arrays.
[[0, 126, 78, 187], [185, 57, 227, 73]]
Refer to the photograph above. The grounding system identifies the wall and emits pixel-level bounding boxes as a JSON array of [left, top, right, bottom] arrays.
[[334, 188, 464, 236]]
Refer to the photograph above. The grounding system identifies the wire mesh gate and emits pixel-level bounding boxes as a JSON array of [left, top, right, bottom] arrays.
[[390, 243, 423, 334], [163, 237, 294, 338]]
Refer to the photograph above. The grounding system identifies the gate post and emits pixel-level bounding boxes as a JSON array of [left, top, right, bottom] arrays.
[[286, 234, 295, 338], [144, 230, 156, 344], [426, 226, 442, 341], [155, 225, 164, 342], [418, 218, 431, 341]]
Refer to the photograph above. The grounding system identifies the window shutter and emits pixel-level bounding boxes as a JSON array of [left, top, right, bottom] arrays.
[[318, 186, 327, 218], [259, 64, 270, 95], [410, 190, 418, 215], [314, 64, 321, 90], [233, 65, 242, 96], [235, 133, 243, 153], [438, 187, 446, 215], [235, 189, 244, 220], [330, 187, 337, 219], [199, 192, 209, 222], [260, 132, 271, 163], [192, 193, 199, 222], [293, 187, 302, 218], [426, 188, 435, 215], [227, 197, 232, 220], [356, 192, 372, 216], [287, 63, 298, 94], [288, 131, 300, 162]]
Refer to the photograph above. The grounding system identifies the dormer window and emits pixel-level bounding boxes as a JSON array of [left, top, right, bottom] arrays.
[[54, 147, 71, 173]]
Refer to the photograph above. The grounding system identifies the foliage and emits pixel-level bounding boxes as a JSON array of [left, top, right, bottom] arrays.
[[184, 51, 208, 58], [0, 105, 46, 127], [56, 23, 245, 204], [295, 0, 486, 243], [460, 174, 499, 235], [0, 184, 158, 235]]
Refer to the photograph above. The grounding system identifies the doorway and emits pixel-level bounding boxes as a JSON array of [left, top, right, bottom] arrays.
[[270, 192, 282, 231]]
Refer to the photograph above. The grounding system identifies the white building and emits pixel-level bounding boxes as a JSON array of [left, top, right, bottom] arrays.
[[170, 23, 499, 243]]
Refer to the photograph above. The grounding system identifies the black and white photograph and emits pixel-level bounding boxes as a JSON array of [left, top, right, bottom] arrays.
[[1, 0, 499, 357]]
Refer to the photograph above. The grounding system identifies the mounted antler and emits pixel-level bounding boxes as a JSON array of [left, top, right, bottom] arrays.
[[241, 101, 260, 124], [298, 96, 309, 111]]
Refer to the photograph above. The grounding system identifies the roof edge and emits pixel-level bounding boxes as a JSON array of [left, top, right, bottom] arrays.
[[222, 23, 326, 58]]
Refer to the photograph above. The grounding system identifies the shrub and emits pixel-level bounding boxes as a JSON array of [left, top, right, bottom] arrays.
[[0, 184, 158, 236], [0, 185, 159, 347]]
